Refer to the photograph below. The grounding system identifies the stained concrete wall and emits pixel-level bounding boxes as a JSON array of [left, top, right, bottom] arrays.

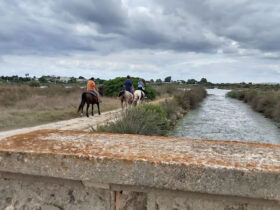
[[0, 130, 280, 210]]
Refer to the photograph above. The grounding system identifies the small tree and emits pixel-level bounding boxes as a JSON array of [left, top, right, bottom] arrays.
[[199, 78, 208, 84], [164, 76, 171, 83], [28, 80, 40, 87], [103, 77, 156, 99], [95, 78, 105, 84], [187, 79, 197, 84], [69, 77, 77, 83], [156, 79, 162, 83], [39, 76, 47, 83]]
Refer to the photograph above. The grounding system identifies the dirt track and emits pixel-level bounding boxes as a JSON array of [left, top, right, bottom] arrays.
[[0, 97, 171, 140], [0, 108, 122, 140]]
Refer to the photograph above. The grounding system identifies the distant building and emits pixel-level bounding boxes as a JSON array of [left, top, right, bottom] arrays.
[[59, 77, 71, 83], [77, 78, 87, 83]]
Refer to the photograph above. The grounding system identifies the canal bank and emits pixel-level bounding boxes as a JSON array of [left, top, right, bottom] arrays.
[[169, 89, 280, 144]]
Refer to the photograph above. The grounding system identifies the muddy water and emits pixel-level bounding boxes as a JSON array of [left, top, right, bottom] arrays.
[[169, 89, 280, 144]]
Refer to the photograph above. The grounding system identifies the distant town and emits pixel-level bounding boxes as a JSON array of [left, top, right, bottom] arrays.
[[1, 75, 279, 89]]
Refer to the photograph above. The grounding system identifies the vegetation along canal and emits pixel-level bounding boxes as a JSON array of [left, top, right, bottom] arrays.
[[169, 89, 280, 144]]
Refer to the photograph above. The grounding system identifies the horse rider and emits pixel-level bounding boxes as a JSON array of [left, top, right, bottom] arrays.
[[138, 79, 146, 92], [124, 75, 134, 95], [87, 77, 102, 102], [138, 79, 146, 98]]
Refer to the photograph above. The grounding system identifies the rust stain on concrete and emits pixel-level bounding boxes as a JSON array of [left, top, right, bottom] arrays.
[[0, 129, 280, 173]]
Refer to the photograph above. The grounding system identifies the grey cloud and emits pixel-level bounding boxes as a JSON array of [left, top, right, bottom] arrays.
[[54, 0, 128, 34], [1, 0, 280, 83], [0, 0, 227, 56], [157, 0, 280, 54]]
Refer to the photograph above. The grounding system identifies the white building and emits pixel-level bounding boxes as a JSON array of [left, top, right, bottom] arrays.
[[59, 77, 71, 83]]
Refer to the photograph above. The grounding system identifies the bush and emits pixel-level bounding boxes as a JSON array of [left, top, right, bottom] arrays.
[[28, 81, 40, 87], [153, 85, 177, 96], [145, 85, 156, 100], [174, 87, 206, 110], [227, 89, 280, 123], [103, 77, 156, 99], [96, 104, 169, 136], [160, 99, 181, 119]]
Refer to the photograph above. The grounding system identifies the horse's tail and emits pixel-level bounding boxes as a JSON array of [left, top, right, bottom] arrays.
[[77, 92, 86, 113]]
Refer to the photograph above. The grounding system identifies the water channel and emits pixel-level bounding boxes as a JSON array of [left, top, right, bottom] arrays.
[[169, 89, 280, 144]]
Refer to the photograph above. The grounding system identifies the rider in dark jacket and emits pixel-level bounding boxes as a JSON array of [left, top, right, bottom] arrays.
[[124, 75, 134, 94]]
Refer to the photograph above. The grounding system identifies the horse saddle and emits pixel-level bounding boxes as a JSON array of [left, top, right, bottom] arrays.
[[86, 90, 98, 97]]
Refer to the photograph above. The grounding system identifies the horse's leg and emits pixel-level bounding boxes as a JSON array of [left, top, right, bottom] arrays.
[[86, 103, 89, 117], [134, 96, 139, 106], [121, 99, 124, 110], [77, 92, 86, 116], [97, 103, 101, 115], [91, 104, 94, 116]]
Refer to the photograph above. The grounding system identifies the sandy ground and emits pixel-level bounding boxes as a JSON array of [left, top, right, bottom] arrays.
[[0, 97, 171, 140]]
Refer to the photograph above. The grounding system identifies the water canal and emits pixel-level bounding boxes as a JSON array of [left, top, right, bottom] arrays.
[[169, 89, 280, 144]]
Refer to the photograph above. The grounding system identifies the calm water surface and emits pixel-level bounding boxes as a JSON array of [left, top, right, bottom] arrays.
[[169, 89, 280, 144]]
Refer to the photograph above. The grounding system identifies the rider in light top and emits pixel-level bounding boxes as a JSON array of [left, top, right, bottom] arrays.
[[138, 79, 145, 91], [87, 77, 101, 102], [124, 75, 134, 94], [138, 79, 146, 99]]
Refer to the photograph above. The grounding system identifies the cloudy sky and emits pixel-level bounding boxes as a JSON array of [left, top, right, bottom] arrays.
[[1, 0, 280, 83]]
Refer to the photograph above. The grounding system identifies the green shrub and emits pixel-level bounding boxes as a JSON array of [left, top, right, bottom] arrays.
[[96, 104, 169, 136], [160, 99, 180, 119], [145, 85, 156, 99], [174, 87, 206, 110], [153, 85, 177, 96], [226, 90, 246, 100], [28, 81, 40, 87], [227, 89, 280, 123], [103, 77, 156, 99]]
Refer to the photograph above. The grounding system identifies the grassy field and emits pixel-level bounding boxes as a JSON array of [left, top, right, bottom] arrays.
[[0, 84, 120, 131]]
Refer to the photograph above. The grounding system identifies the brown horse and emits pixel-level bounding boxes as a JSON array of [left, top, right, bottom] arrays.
[[77, 87, 103, 117]]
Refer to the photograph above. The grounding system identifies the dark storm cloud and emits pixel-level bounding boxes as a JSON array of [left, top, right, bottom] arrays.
[[53, 0, 128, 33], [157, 0, 280, 54], [0, 0, 225, 56], [0, 0, 99, 55], [1, 0, 280, 57]]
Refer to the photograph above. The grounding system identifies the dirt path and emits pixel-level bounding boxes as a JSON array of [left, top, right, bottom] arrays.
[[0, 97, 171, 140], [0, 109, 122, 140]]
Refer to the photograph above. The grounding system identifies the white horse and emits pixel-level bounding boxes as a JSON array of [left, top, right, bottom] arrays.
[[118, 90, 134, 110], [133, 90, 145, 106]]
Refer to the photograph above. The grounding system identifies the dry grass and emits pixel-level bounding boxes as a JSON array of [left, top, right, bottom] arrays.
[[0, 85, 120, 131], [227, 89, 280, 124]]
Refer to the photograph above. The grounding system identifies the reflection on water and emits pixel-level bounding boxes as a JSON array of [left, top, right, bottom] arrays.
[[169, 89, 280, 144]]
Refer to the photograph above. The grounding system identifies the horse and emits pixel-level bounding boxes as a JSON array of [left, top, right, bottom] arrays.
[[77, 86, 103, 117], [118, 90, 134, 110], [133, 89, 145, 106]]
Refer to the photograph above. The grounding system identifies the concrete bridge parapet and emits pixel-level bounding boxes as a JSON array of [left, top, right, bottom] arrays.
[[0, 130, 279, 209]]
